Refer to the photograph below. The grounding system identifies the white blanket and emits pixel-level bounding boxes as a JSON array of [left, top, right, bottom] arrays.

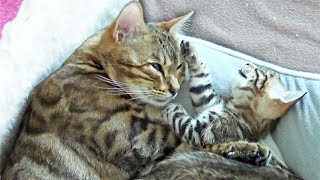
[[0, 0, 319, 179]]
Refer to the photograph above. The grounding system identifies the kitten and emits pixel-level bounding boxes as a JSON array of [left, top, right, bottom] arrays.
[[141, 41, 305, 179], [162, 41, 306, 148]]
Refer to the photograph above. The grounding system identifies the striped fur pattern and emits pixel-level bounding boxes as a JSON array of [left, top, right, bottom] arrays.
[[140, 151, 301, 180], [2, 1, 304, 179], [2, 2, 190, 179], [155, 41, 305, 178], [163, 41, 306, 147]]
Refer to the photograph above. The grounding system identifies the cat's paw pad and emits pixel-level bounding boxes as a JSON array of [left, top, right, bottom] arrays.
[[206, 141, 272, 166], [161, 103, 187, 124], [180, 40, 197, 64], [227, 142, 272, 166]]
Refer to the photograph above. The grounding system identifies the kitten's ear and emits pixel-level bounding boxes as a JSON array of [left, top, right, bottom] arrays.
[[111, 1, 147, 42], [159, 11, 194, 33], [279, 91, 307, 105]]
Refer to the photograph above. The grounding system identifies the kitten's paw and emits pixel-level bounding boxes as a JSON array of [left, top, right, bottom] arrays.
[[180, 40, 198, 65], [204, 141, 272, 166], [161, 103, 187, 124]]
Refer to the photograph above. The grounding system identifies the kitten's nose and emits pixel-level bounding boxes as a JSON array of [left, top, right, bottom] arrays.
[[242, 63, 255, 74]]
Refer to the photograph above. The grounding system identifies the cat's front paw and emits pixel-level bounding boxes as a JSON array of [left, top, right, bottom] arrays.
[[180, 40, 198, 65], [204, 141, 272, 166]]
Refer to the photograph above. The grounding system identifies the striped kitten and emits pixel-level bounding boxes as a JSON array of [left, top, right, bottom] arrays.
[[163, 41, 306, 148], [144, 41, 305, 179]]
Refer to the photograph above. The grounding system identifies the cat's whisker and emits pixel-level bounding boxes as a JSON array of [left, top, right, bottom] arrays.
[[94, 86, 151, 95], [96, 86, 150, 94], [95, 75, 130, 86], [127, 94, 153, 102], [94, 75, 142, 89]]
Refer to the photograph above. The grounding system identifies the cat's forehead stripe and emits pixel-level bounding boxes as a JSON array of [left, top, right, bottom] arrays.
[[148, 24, 179, 64]]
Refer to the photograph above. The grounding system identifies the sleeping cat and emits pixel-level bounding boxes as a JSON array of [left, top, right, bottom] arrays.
[[140, 41, 305, 179], [2, 1, 271, 179]]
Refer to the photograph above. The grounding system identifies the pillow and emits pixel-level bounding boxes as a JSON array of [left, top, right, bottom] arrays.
[[1, 1, 319, 179]]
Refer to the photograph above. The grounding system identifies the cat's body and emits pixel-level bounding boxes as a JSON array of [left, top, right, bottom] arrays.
[[3, 1, 304, 180], [2, 3, 185, 179], [3, 30, 179, 179]]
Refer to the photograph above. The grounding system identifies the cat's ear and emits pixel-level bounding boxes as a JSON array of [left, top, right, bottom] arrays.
[[279, 91, 306, 105], [111, 1, 147, 42], [159, 11, 194, 33]]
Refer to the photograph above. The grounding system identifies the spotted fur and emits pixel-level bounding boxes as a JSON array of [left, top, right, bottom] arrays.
[[2, 2, 190, 179]]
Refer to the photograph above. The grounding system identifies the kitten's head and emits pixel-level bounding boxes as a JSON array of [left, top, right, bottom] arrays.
[[95, 1, 193, 106], [232, 63, 306, 121]]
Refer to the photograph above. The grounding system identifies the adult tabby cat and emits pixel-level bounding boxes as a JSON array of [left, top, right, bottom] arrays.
[[140, 42, 305, 179], [2, 1, 268, 179], [2, 1, 303, 180]]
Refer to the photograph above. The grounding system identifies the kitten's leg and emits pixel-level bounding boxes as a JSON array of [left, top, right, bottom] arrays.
[[181, 41, 223, 113], [162, 103, 209, 147], [162, 105, 272, 166], [203, 141, 272, 166]]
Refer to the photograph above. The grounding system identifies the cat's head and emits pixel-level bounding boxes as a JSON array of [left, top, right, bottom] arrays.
[[95, 1, 193, 106], [232, 63, 306, 122]]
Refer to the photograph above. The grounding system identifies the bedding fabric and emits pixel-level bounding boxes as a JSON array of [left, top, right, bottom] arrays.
[[141, 0, 320, 73], [0, 0, 23, 39], [0, 0, 319, 179]]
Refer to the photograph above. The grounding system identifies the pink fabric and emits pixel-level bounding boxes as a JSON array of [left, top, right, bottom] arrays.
[[0, 0, 23, 39]]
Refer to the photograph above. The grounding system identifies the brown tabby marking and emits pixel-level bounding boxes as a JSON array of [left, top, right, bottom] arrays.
[[3, 2, 190, 179]]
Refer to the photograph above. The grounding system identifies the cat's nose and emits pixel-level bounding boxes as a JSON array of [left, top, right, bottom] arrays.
[[169, 88, 178, 96], [168, 83, 179, 96]]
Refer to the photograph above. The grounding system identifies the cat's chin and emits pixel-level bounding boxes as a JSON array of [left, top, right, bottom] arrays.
[[137, 96, 172, 107], [143, 98, 171, 107]]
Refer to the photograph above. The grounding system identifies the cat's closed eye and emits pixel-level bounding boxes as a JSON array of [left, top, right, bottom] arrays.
[[177, 63, 183, 70], [149, 62, 163, 73]]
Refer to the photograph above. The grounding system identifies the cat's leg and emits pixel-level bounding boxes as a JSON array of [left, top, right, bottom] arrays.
[[181, 41, 223, 114], [202, 141, 272, 166]]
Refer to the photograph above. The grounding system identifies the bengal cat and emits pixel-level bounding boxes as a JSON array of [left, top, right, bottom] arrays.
[[2, 1, 303, 180], [140, 41, 305, 179]]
